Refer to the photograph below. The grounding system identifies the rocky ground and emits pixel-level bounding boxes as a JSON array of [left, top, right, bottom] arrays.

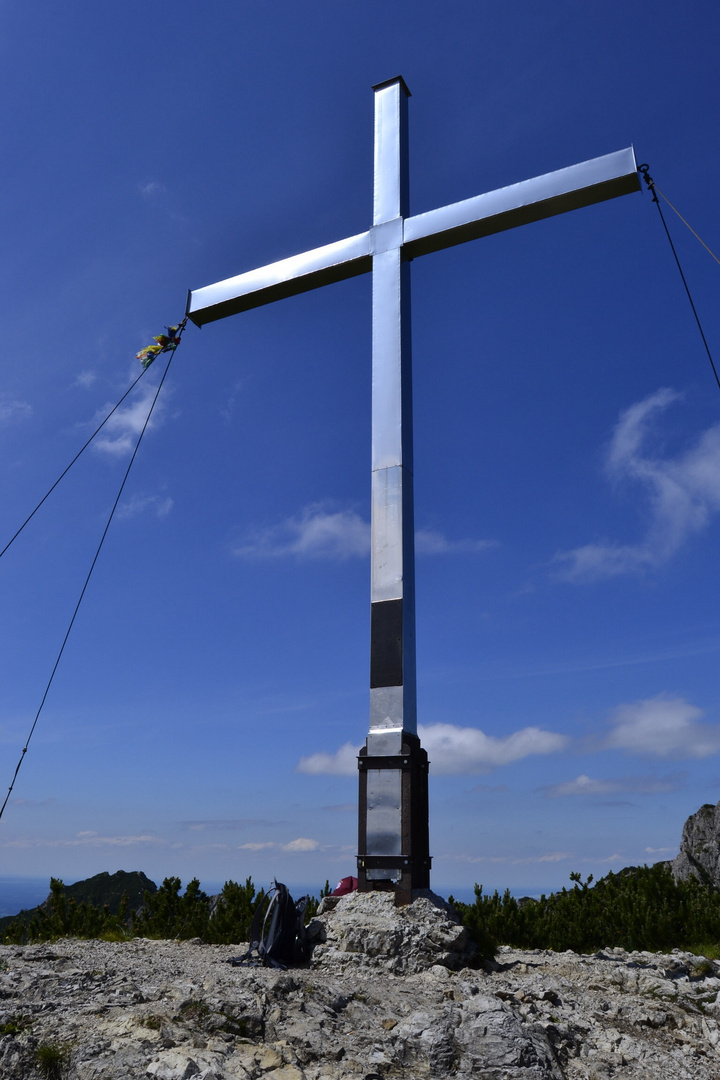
[[2, 891, 720, 1079]]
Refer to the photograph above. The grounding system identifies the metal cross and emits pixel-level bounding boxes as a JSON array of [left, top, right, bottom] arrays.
[[187, 77, 640, 903]]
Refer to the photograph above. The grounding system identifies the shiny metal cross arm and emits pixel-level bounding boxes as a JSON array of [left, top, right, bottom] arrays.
[[186, 146, 640, 327]]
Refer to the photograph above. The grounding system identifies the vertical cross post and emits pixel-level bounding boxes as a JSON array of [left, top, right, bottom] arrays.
[[357, 78, 430, 903]]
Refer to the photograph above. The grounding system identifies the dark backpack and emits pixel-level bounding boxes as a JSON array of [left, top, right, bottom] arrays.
[[229, 880, 308, 969]]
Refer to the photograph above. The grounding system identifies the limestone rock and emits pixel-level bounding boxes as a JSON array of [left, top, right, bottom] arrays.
[[2, 917, 720, 1078], [672, 800, 720, 886], [308, 888, 477, 974]]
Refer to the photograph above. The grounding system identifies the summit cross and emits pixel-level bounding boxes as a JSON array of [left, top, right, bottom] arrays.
[[188, 77, 641, 903]]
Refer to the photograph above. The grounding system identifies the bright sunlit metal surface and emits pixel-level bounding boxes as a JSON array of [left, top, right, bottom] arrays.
[[187, 231, 372, 325], [188, 147, 638, 326], [366, 768, 402, 853], [403, 147, 640, 257]]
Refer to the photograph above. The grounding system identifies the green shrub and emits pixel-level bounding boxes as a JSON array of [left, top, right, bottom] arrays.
[[453, 864, 720, 956], [0, 1015, 32, 1036], [35, 1041, 72, 1080], [131, 877, 210, 940], [304, 879, 331, 923], [202, 878, 266, 944], [3, 878, 132, 944]]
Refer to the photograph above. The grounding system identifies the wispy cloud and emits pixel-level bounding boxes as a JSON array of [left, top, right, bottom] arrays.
[[542, 772, 685, 798], [92, 384, 164, 456], [237, 837, 319, 853], [234, 506, 369, 560], [182, 819, 277, 832], [117, 493, 174, 520], [297, 722, 568, 776], [420, 723, 569, 774], [283, 837, 319, 852], [139, 180, 167, 200], [553, 388, 720, 581], [296, 692, 719, 778], [220, 379, 246, 423], [74, 370, 96, 389], [415, 529, 496, 555], [234, 504, 493, 560], [0, 832, 163, 849], [297, 741, 360, 776], [0, 397, 32, 423], [450, 851, 574, 865], [8, 797, 55, 808], [605, 695, 720, 758], [65, 831, 162, 847]]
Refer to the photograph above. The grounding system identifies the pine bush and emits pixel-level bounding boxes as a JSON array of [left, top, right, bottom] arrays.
[[452, 864, 720, 957]]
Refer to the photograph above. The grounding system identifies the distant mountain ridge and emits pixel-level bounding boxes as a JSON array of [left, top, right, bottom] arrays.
[[59, 869, 157, 912], [0, 869, 156, 934]]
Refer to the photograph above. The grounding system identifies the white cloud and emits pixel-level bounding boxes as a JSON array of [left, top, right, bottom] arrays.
[[298, 697, 719, 780], [0, 832, 163, 849], [117, 493, 174, 520], [282, 837, 319, 852], [93, 384, 164, 456], [235, 506, 369, 560], [415, 529, 496, 555], [542, 772, 684, 798], [139, 180, 167, 200], [74, 370, 96, 389], [419, 723, 568, 774], [9, 797, 55, 808], [554, 388, 720, 581], [220, 378, 246, 423], [452, 851, 573, 865], [234, 505, 493, 561], [297, 722, 568, 777], [236, 837, 319, 853], [182, 819, 275, 832], [61, 832, 162, 846], [0, 397, 32, 423], [606, 695, 720, 758], [297, 742, 360, 776]]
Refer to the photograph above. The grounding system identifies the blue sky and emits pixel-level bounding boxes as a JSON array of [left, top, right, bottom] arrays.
[[1, 0, 720, 899]]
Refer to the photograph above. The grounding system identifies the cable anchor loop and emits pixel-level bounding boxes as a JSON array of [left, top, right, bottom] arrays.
[[638, 163, 659, 203]]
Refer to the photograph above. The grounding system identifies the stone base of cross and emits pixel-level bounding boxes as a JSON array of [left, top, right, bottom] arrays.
[[187, 78, 640, 905]]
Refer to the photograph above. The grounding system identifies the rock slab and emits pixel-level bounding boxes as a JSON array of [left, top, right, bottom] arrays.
[[307, 888, 477, 974]]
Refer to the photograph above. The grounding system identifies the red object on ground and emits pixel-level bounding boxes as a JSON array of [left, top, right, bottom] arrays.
[[331, 876, 358, 896]]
